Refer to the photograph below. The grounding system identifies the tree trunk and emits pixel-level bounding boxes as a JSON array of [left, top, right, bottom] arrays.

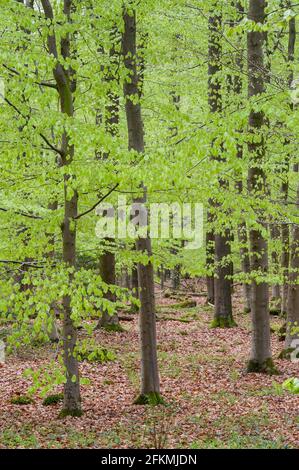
[[229, 2, 251, 314], [281, 8, 295, 316], [270, 225, 281, 313], [122, 7, 162, 405], [41, 0, 82, 415], [208, 3, 233, 327], [97, 30, 121, 329], [246, 0, 276, 374], [206, 208, 215, 304], [97, 240, 120, 330], [285, 164, 299, 351]]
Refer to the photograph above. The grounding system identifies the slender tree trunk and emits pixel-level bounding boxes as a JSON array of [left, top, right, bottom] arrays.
[[208, 3, 234, 328], [206, 208, 215, 304], [122, 7, 162, 405], [238, 222, 251, 312], [47, 200, 59, 343], [97, 31, 121, 329], [230, 1, 251, 313], [281, 9, 295, 316], [246, 0, 276, 374], [41, 0, 82, 415], [270, 225, 281, 312], [285, 171, 299, 350]]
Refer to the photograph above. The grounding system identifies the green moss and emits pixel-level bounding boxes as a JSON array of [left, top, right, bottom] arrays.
[[10, 395, 34, 405], [210, 316, 237, 328], [42, 393, 64, 406], [133, 392, 166, 406], [103, 324, 125, 333], [246, 358, 279, 375], [58, 408, 83, 418], [168, 300, 197, 309]]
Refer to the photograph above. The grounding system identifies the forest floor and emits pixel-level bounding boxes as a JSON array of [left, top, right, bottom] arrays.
[[0, 280, 298, 449]]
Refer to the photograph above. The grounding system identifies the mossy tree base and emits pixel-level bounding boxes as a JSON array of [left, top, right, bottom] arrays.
[[133, 392, 165, 406], [210, 317, 237, 328], [58, 408, 83, 418], [246, 358, 279, 375]]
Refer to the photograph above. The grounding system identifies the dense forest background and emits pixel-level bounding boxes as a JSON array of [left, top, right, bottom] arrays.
[[0, 0, 298, 449]]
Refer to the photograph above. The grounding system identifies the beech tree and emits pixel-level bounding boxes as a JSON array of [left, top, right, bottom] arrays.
[[246, 0, 276, 374], [122, 4, 162, 405]]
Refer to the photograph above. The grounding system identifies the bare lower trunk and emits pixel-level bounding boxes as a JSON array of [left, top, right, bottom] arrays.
[[270, 225, 281, 312], [285, 175, 299, 351], [61, 184, 81, 414], [246, 0, 276, 374], [206, 210, 215, 304], [97, 241, 119, 329], [281, 222, 290, 316], [238, 222, 251, 312], [213, 231, 234, 327], [136, 233, 160, 398]]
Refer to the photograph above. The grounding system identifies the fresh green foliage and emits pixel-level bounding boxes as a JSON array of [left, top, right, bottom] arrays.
[[74, 339, 116, 363], [282, 377, 299, 394], [10, 395, 34, 405]]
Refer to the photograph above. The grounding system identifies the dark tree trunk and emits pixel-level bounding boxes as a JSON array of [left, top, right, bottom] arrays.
[[208, 3, 233, 327], [246, 0, 276, 374], [122, 7, 162, 405], [97, 240, 120, 330]]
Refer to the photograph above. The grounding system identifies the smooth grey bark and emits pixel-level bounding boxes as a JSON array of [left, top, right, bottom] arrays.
[[281, 8, 295, 315], [285, 164, 299, 350], [231, 1, 251, 314], [246, 0, 276, 374], [206, 208, 215, 304], [97, 32, 121, 329], [41, 0, 81, 415], [208, 3, 233, 327], [270, 224, 281, 311], [122, 8, 162, 404]]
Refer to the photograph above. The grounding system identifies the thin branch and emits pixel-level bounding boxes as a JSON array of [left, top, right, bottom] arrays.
[[74, 184, 119, 220]]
